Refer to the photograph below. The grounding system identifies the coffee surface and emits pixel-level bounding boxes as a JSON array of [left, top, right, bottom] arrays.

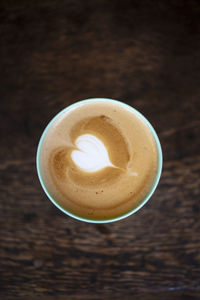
[[39, 100, 158, 220]]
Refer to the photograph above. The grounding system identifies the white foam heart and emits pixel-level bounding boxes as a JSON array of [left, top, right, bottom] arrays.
[[71, 134, 115, 172]]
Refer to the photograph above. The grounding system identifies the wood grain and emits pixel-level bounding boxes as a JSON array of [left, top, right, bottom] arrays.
[[0, 0, 200, 298]]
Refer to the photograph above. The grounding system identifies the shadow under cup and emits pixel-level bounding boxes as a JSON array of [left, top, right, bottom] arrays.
[[36, 98, 163, 223]]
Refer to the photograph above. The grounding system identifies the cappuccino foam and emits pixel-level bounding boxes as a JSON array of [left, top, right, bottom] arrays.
[[71, 134, 115, 172], [39, 100, 158, 220]]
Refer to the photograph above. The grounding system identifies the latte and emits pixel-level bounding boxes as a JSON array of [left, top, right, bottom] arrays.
[[38, 99, 161, 221]]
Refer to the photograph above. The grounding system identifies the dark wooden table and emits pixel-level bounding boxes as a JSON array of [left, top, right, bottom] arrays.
[[1, 1, 200, 299]]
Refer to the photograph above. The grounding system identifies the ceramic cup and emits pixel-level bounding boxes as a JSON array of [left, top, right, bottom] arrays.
[[36, 98, 163, 223]]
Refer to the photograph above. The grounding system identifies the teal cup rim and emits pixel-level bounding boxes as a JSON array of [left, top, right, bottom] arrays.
[[36, 98, 163, 223]]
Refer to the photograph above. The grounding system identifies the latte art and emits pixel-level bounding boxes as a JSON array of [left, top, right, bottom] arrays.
[[39, 100, 159, 220], [71, 134, 116, 172]]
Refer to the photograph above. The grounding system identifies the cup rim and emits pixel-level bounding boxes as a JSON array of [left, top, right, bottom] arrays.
[[36, 98, 163, 223]]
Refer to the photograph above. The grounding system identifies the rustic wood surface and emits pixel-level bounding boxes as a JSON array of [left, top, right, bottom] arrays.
[[0, 0, 200, 298]]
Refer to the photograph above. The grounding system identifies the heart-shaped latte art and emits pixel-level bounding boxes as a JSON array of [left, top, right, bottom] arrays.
[[71, 134, 116, 172]]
